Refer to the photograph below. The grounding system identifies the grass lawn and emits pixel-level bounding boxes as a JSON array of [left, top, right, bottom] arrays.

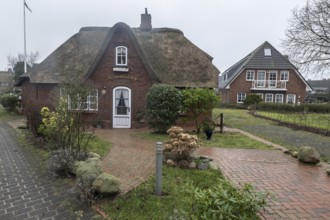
[[101, 166, 223, 220], [133, 129, 274, 150], [88, 135, 112, 158]]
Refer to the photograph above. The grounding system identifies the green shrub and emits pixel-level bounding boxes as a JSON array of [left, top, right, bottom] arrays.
[[258, 103, 330, 113], [0, 94, 18, 111], [243, 94, 263, 106], [183, 178, 269, 220], [182, 88, 219, 133], [146, 84, 183, 133]]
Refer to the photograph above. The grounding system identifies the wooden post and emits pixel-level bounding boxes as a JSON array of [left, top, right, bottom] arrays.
[[220, 113, 223, 133]]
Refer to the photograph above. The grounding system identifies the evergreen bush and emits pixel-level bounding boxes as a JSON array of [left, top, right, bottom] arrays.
[[0, 94, 18, 111], [146, 84, 183, 133]]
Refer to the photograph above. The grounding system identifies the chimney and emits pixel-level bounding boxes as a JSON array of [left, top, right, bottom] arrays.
[[140, 8, 152, 31]]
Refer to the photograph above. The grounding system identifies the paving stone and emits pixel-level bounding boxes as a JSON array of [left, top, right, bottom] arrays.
[[197, 146, 330, 219], [0, 122, 94, 220]]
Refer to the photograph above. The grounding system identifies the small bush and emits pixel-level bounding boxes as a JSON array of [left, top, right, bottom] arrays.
[[47, 149, 87, 177], [0, 94, 18, 111], [72, 175, 98, 205], [243, 94, 263, 106], [183, 178, 269, 220], [164, 126, 200, 162]]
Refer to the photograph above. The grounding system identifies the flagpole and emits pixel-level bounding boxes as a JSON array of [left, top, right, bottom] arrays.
[[23, 0, 27, 73]]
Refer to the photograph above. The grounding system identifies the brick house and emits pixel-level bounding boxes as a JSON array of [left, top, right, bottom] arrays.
[[16, 10, 219, 129], [219, 41, 312, 104]]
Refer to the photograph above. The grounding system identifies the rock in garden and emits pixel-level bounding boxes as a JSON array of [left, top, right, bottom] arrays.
[[291, 151, 298, 158], [76, 157, 103, 179], [88, 152, 101, 159], [92, 172, 120, 196], [197, 162, 208, 170], [208, 161, 218, 170], [298, 146, 320, 164], [177, 160, 189, 168], [166, 159, 175, 167], [188, 161, 197, 169]]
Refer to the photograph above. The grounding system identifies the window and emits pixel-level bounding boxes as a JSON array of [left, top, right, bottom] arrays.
[[116, 46, 127, 66], [257, 70, 266, 87], [256, 93, 264, 100], [280, 71, 289, 81], [264, 48, 271, 56], [269, 71, 277, 87], [265, 93, 273, 102], [287, 94, 296, 104], [115, 89, 129, 115], [68, 89, 98, 111], [246, 70, 255, 81], [237, 93, 246, 103], [275, 94, 283, 103]]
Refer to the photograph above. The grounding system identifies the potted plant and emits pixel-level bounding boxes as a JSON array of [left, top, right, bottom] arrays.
[[202, 120, 215, 140], [93, 117, 103, 128]]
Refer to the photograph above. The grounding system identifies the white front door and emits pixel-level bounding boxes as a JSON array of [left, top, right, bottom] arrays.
[[113, 87, 131, 128]]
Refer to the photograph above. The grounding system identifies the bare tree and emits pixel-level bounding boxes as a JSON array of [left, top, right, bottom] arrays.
[[7, 51, 39, 69], [282, 0, 330, 78]]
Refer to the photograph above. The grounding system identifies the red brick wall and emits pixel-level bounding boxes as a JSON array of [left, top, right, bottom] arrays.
[[89, 27, 153, 128], [221, 68, 307, 104]]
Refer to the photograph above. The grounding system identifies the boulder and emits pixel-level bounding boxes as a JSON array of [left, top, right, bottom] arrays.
[[87, 152, 101, 159], [92, 173, 120, 196], [75, 157, 103, 179], [166, 159, 175, 167], [188, 161, 197, 169], [197, 162, 208, 170], [208, 161, 218, 170], [291, 151, 298, 158], [177, 160, 189, 168], [298, 146, 320, 164]]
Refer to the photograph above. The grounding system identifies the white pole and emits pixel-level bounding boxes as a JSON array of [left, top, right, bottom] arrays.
[[23, 0, 27, 73]]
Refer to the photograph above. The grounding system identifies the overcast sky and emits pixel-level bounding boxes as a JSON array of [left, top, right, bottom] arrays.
[[1, 0, 308, 77]]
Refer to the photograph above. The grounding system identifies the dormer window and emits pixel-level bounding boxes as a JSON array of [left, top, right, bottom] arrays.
[[116, 46, 127, 66], [264, 48, 271, 56]]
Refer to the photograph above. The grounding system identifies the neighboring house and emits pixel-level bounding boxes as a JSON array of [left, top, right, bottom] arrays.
[[306, 79, 330, 103], [0, 70, 14, 95], [16, 10, 219, 129], [218, 41, 312, 104]]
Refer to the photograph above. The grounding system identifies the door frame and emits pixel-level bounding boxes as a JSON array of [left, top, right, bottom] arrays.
[[113, 86, 131, 128]]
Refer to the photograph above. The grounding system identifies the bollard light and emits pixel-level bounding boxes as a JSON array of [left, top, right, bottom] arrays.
[[155, 141, 163, 196]]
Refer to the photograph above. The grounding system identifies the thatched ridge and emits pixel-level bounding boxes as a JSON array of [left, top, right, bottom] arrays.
[[23, 22, 219, 88]]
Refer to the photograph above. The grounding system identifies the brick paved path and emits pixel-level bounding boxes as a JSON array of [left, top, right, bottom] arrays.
[[197, 147, 330, 220], [0, 122, 94, 220], [95, 128, 155, 194]]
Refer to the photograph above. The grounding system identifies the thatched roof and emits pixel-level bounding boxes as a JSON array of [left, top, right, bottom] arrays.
[[21, 22, 219, 88]]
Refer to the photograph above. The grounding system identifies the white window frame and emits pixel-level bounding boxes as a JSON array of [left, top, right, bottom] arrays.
[[280, 71, 289, 81], [269, 70, 277, 88], [68, 89, 98, 111], [237, 93, 246, 103], [115, 46, 127, 66], [286, 94, 296, 104], [275, 94, 283, 103], [246, 70, 255, 81], [264, 48, 271, 56], [265, 93, 273, 102], [257, 70, 266, 87]]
